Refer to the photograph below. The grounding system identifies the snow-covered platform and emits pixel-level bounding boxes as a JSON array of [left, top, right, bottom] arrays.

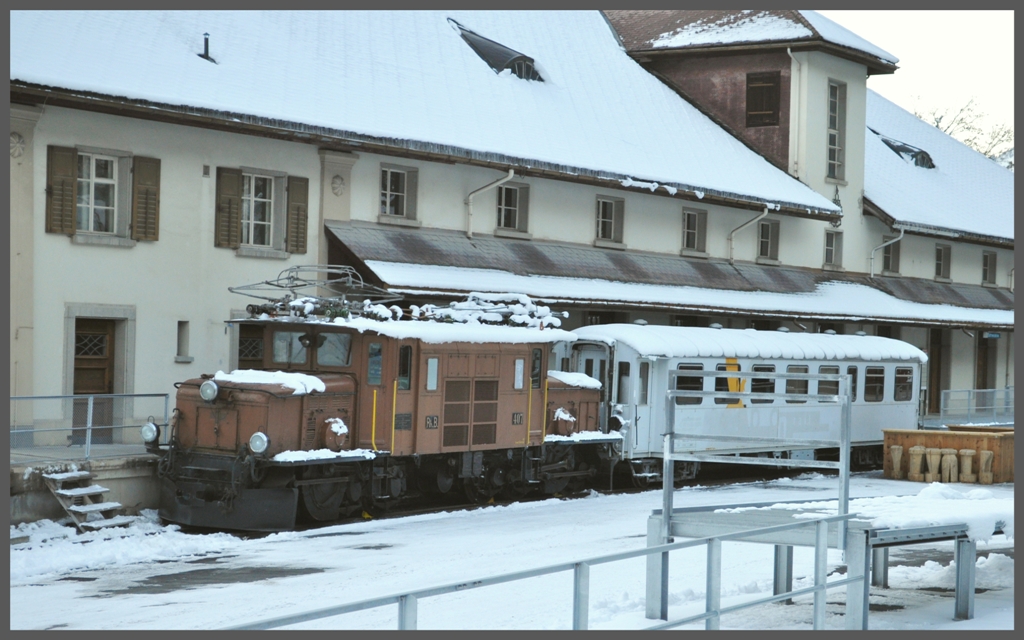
[[648, 485, 1012, 628]]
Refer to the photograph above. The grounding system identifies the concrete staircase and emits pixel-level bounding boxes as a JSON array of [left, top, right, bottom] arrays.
[[41, 471, 133, 532]]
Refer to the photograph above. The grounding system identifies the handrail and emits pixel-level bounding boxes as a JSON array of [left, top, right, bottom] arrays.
[[225, 513, 858, 631]]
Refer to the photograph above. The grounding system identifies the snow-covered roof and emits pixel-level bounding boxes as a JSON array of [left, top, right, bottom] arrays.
[[363, 260, 1015, 329], [572, 324, 928, 363], [247, 314, 576, 345], [9, 10, 836, 214], [605, 10, 896, 68], [865, 91, 1014, 242]]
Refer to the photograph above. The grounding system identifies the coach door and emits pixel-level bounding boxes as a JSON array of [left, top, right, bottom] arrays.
[[72, 318, 115, 445], [573, 343, 609, 430]]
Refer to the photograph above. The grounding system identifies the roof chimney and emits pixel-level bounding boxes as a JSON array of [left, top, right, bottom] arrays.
[[198, 33, 217, 64]]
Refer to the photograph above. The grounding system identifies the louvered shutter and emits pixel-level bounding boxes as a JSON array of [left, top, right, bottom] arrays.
[[286, 175, 309, 254], [215, 167, 242, 248], [769, 220, 780, 260], [46, 145, 78, 235], [696, 210, 708, 253], [131, 157, 161, 241], [405, 169, 418, 220], [517, 185, 530, 232], [612, 199, 625, 243]]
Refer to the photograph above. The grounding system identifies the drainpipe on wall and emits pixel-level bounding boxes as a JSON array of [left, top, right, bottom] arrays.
[[465, 169, 515, 239], [1008, 267, 1014, 292], [728, 207, 768, 265], [869, 228, 905, 278], [786, 48, 802, 178]]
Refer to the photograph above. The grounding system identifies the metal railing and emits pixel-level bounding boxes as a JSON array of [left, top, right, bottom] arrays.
[[226, 512, 859, 631], [10, 393, 170, 461], [940, 387, 1014, 426]]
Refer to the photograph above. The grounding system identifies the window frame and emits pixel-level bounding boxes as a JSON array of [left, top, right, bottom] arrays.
[[758, 219, 780, 261], [824, 229, 843, 268], [241, 172, 275, 248], [864, 366, 885, 402], [76, 152, 120, 235], [681, 207, 708, 255], [882, 236, 901, 274], [674, 363, 704, 406], [380, 166, 407, 217], [750, 364, 775, 404], [785, 364, 809, 404], [935, 243, 952, 280], [746, 71, 781, 128], [894, 366, 914, 402], [826, 81, 847, 181], [818, 365, 840, 402], [982, 251, 997, 285], [497, 183, 530, 233], [595, 196, 624, 244]]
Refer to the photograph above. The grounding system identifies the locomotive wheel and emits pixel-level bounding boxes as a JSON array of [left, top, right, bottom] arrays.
[[436, 467, 455, 494], [299, 467, 344, 522], [500, 468, 531, 500], [463, 478, 495, 504]]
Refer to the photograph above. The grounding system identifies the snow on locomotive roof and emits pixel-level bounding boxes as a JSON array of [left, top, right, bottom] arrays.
[[572, 324, 927, 363], [213, 370, 326, 395], [547, 370, 603, 389], [245, 315, 576, 345]]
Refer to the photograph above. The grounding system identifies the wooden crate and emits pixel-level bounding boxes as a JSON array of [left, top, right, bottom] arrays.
[[882, 429, 1014, 484]]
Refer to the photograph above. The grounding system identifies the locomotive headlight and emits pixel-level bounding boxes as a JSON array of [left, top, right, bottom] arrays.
[[199, 380, 220, 402], [249, 431, 269, 454], [140, 421, 159, 443]]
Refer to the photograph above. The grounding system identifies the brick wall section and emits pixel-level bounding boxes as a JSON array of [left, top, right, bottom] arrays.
[[647, 51, 791, 171]]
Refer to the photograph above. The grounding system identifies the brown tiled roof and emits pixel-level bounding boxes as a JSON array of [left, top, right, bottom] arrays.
[[606, 10, 808, 52]]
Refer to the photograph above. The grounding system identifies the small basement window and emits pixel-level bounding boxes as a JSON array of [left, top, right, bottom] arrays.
[[449, 18, 543, 81]]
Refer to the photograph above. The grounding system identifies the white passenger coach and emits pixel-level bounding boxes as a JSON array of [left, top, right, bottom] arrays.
[[564, 324, 928, 483]]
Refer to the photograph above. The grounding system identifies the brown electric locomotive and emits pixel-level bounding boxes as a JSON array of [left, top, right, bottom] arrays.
[[152, 272, 619, 531]]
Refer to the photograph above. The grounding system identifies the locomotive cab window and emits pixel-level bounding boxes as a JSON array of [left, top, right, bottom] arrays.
[[864, 366, 885, 402], [894, 367, 914, 402], [751, 365, 775, 404], [426, 357, 439, 391], [315, 332, 352, 367], [397, 345, 413, 390], [514, 358, 525, 390], [368, 342, 383, 385], [818, 365, 839, 401], [272, 331, 309, 365], [675, 363, 703, 405], [785, 365, 808, 403], [531, 348, 543, 389]]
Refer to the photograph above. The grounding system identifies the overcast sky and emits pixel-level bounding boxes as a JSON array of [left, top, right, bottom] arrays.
[[817, 10, 1014, 133]]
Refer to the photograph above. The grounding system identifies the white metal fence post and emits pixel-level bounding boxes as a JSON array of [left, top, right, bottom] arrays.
[[645, 515, 666, 620], [813, 520, 828, 629], [85, 395, 95, 459], [844, 528, 870, 630], [838, 375, 852, 551], [397, 594, 417, 630], [705, 538, 721, 630], [572, 562, 590, 630], [954, 537, 977, 620]]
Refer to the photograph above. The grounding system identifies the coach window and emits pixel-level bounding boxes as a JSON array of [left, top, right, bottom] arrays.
[[316, 333, 352, 367], [531, 348, 542, 389], [865, 366, 885, 402], [675, 364, 703, 405], [894, 367, 914, 401], [715, 363, 741, 405], [639, 362, 650, 405], [751, 365, 775, 404], [368, 343, 383, 385], [847, 366, 858, 402], [818, 365, 839, 401], [397, 346, 412, 390], [426, 357, 439, 391], [785, 365, 808, 403], [272, 331, 308, 364], [616, 362, 631, 403]]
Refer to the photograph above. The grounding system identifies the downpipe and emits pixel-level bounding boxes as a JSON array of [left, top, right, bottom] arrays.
[[465, 169, 515, 238], [869, 228, 904, 278], [728, 207, 769, 264]]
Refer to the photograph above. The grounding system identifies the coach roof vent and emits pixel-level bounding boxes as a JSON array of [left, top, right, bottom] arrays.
[[449, 18, 543, 81]]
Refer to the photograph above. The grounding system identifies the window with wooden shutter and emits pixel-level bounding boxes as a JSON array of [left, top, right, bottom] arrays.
[[131, 156, 161, 241], [46, 145, 78, 235], [286, 176, 308, 254], [746, 71, 781, 127], [215, 167, 243, 248]]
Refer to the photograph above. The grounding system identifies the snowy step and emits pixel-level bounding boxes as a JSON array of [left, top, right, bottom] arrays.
[[68, 501, 122, 514], [80, 515, 136, 531], [42, 471, 93, 483], [55, 485, 110, 498]]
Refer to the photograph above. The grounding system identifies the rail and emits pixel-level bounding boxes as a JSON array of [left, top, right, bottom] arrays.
[[225, 513, 860, 631], [10, 393, 170, 461], [940, 387, 1014, 426]]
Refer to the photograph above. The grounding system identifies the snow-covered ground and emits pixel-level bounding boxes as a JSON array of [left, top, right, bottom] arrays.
[[10, 473, 1013, 630]]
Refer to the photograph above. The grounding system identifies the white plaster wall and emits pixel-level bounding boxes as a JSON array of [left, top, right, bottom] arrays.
[[948, 329, 976, 391], [30, 107, 322, 397]]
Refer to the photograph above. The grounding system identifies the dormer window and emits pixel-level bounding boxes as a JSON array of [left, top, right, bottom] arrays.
[[869, 127, 936, 169], [449, 18, 543, 81]]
